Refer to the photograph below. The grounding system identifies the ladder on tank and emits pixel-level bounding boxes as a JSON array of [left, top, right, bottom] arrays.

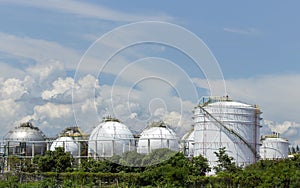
[[197, 105, 259, 161]]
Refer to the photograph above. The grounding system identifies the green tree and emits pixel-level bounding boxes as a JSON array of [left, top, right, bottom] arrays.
[[80, 158, 113, 173], [7, 156, 21, 172], [33, 147, 74, 172], [117, 151, 146, 173], [140, 152, 191, 187], [213, 147, 240, 174], [141, 148, 176, 166], [190, 155, 211, 176], [119, 151, 145, 167]]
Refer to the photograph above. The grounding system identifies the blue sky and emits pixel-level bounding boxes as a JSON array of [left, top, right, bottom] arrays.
[[0, 1, 299, 144], [1, 1, 299, 77]]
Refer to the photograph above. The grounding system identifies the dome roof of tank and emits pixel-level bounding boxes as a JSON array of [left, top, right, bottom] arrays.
[[140, 126, 177, 139], [4, 122, 46, 142], [209, 101, 253, 108], [89, 117, 134, 141], [139, 121, 177, 139], [59, 126, 86, 138], [261, 134, 289, 143], [88, 117, 134, 157], [137, 121, 179, 154], [199, 96, 256, 108], [50, 136, 79, 156]]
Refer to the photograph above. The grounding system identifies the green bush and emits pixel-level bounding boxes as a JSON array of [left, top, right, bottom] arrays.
[[4, 150, 300, 187]]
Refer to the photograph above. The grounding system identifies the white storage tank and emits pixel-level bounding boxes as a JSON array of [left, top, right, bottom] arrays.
[[194, 96, 261, 169], [52, 126, 88, 157], [88, 117, 134, 158], [260, 133, 289, 160], [137, 121, 179, 154], [4, 122, 47, 156], [50, 137, 79, 156], [182, 128, 195, 157]]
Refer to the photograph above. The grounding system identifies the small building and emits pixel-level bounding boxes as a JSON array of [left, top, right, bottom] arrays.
[[182, 127, 195, 157]]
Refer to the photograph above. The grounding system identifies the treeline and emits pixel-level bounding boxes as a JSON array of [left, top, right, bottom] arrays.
[[289, 145, 300, 154], [1, 147, 300, 187]]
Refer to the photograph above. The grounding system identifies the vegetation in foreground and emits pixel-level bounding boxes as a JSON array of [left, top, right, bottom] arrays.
[[1, 147, 300, 187]]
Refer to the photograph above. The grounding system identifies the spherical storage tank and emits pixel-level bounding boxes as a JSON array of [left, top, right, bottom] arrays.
[[51, 127, 88, 157], [194, 96, 261, 169], [50, 137, 79, 156], [4, 122, 46, 156], [260, 133, 289, 160], [88, 117, 134, 157], [137, 121, 179, 154], [182, 128, 194, 157]]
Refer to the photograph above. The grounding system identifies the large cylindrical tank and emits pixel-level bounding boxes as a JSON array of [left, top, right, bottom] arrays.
[[260, 133, 289, 160], [182, 128, 194, 157], [137, 121, 179, 154], [88, 117, 134, 157], [194, 96, 261, 169], [50, 137, 79, 156], [4, 122, 47, 156]]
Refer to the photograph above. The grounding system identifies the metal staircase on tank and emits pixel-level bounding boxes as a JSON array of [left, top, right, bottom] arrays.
[[196, 105, 259, 161]]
